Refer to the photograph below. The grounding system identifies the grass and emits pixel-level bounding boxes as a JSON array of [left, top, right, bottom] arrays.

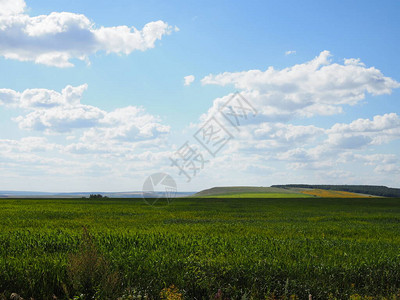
[[0, 197, 400, 299]]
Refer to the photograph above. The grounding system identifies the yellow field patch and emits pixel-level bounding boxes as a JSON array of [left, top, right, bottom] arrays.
[[300, 189, 370, 198]]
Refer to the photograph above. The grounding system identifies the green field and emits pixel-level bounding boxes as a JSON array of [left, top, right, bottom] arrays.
[[1, 197, 400, 299]]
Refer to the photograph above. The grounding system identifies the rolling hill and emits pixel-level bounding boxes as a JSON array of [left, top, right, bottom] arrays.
[[272, 184, 400, 197], [191, 186, 378, 198], [191, 186, 312, 198]]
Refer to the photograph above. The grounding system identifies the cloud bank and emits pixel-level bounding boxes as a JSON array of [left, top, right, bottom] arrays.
[[0, 51, 399, 190], [187, 51, 400, 187]]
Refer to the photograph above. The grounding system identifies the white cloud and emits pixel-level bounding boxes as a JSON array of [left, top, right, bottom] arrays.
[[0, 0, 25, 16], [1, 84, 87, 109], [259, 113, 400, 180], [327, 113, 400, 147], [254, 123, 324, 142], [285, 50, 296, 55], [0, 83, 173, 190], [201, 51, 400, 121], [190, 50, 400, 184], [374, 164, 400, 174], [191, 110, 400, 187], [329, 113, 400, 133], [0, 0, 178, 67], [355, 153, 398, 165], [344, 58, 365, 66], [0, 84, 105, 133], [0, 88, 19, 105], [15, 104, 105, 133], [273, 114, 400, 162], [183, 75, 195, 86], [81, 106, 170, 143], [0, 85, 170, 142], [0, 136, 57, 153], [0, 48, 399, 190]]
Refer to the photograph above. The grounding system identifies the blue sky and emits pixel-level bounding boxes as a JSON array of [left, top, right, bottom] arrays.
[[0, 0, 399, 192]]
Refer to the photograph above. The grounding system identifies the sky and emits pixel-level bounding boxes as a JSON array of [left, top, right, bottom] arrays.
[[0, 0, 399, 192]]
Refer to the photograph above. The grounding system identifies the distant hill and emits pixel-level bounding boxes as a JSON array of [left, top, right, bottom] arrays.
[[272, 185, 400, 198], [192, 186, 307, 198]]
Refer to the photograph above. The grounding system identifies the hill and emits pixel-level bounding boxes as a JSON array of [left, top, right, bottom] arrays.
[[192, 186, 379, 198], [272, 184, 400, 197], [192, 186, 310, 198]]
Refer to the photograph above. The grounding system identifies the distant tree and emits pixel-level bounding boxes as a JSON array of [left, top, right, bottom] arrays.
[[89, 194, 108, 199]]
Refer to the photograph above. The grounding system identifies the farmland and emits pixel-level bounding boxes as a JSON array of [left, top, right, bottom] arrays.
[[299, 189, 371, 198], [191, 186, 372, 198], [195, 193, 313, 198], [1, 197, 400, 299]]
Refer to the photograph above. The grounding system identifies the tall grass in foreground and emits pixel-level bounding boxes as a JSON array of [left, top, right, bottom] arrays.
[[66, 227, 121, 299], [0, 197, 400, 299]]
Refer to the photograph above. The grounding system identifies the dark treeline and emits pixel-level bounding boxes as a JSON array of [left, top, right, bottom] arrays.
[[88, 194, 108, 199], [272, 184, 400, 197]]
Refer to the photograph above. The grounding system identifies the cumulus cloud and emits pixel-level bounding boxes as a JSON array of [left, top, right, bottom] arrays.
[[356, 154, 398, 165], [254, 123, 324, 142], [191, 50, 400, 182], [0, 0, 26, 16], [0, 0, 177, 67], [374, 164, 400, 174], [0, 48, 399, 189], [217, 122, 325, 154], [0, 84, 87, 109], [194, 50, 400, 184], [15, 104, 104, 133], [183, 75, 195, 86], [0, 136, 57, 153], [201, 51, 400, 120], [81, 106, 170, 143], [327, 113, 400, 147], [0, 82, 174, 189], [0, 85, 170, 141], [192, 110, 400, 187], [0, 84, 104, 133], [266, 113, 400, 177], [285, 50, 296, 55], [0, 88, 19, 105]]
